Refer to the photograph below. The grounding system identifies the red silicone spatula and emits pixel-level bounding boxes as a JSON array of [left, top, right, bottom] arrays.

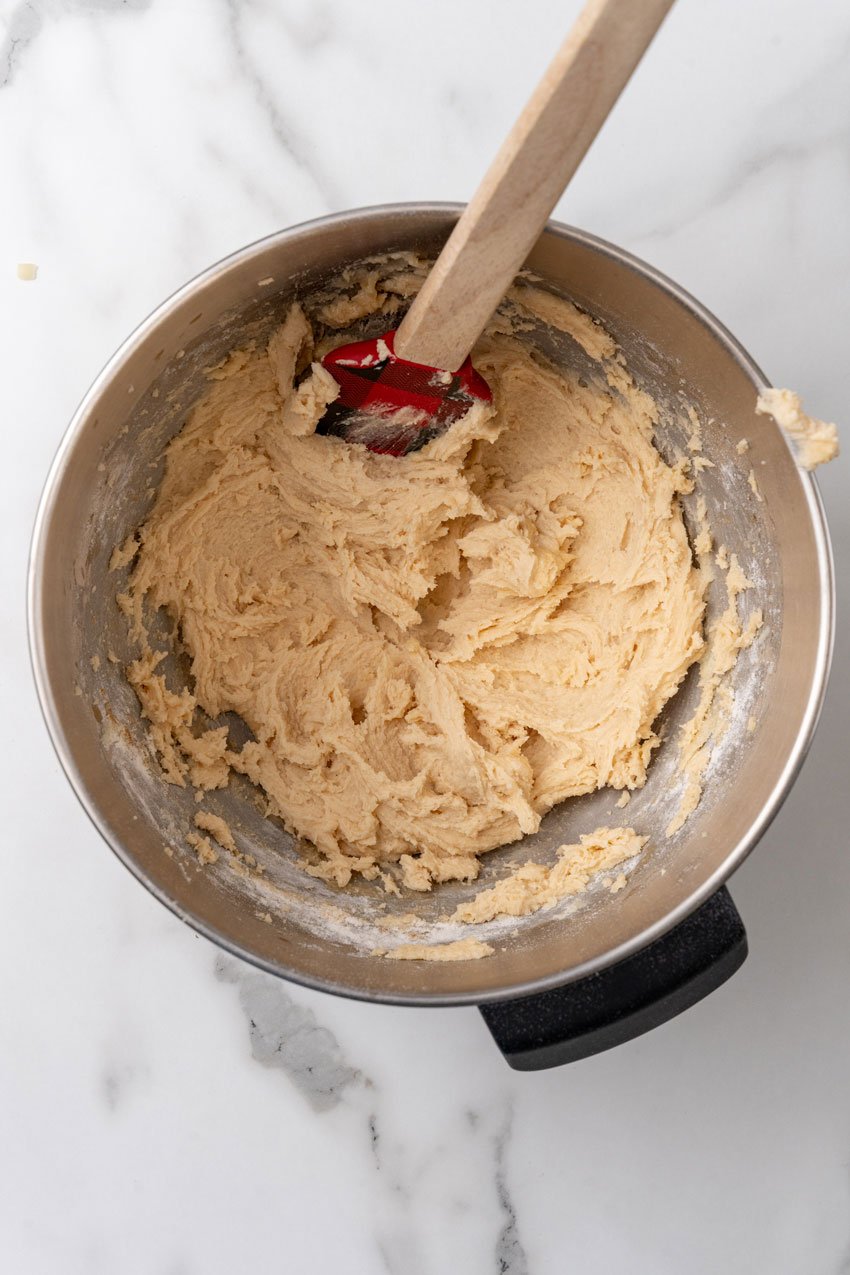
[[318, 0, 675, 456]]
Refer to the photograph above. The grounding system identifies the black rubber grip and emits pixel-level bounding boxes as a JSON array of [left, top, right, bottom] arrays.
[[480, 886, 747, 1070]]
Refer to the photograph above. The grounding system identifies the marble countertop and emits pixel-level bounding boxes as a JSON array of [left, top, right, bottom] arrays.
[[3, 1, 849, 1271]]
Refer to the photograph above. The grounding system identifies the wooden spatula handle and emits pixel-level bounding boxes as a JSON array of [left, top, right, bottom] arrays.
[[394, 0, 676, 371]]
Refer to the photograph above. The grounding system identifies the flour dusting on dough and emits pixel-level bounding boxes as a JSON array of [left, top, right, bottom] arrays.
[[666, 553, 763, 836]]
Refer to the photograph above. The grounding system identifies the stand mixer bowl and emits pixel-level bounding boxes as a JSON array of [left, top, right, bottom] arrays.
[[28, 205, 833, 1010]]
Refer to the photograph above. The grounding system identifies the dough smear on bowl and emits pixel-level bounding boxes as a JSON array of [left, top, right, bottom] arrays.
[[115, 261, 715, 895]]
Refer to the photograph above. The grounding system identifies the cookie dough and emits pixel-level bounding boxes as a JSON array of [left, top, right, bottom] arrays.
[[452, 826, 646, 924], [119, 267, 709, 892], [756, 388, 839, 470], [379, 939, 495, 962]]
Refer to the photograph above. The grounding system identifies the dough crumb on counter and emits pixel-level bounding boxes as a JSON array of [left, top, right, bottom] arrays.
[[452, 826, 646, 925], [748, 470, 763, 501], [377, 938, 494, 962], [736, 438, 750, 455], [756, 388, 839, 470]]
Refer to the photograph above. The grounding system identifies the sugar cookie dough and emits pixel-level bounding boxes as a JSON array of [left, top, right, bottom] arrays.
[[452, 827, 647, 924], [756, 388, 839, 470], [118, 263, 710, 893], [379, 939, 495, 962]]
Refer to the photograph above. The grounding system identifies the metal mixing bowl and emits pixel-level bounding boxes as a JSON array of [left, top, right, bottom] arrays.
[[28, 205, 833, 1008]]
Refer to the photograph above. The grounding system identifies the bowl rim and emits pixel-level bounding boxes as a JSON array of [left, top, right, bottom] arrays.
[[27, 202, 836, 1007]]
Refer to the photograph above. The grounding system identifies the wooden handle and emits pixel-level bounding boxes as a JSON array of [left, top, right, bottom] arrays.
[[394, 0, 676, 370]]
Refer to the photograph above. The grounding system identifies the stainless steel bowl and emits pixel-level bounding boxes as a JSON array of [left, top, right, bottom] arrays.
[[28, 205, 833, 1009]]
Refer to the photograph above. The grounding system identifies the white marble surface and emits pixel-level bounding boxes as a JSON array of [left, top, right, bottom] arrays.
[[2, 1, 850, 1270]]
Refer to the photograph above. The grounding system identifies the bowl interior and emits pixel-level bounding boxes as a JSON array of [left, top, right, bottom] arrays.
[[30, 208, 831, 1003]]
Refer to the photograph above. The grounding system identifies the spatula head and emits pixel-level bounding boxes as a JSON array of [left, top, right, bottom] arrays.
[[318, 329, 492, 456]]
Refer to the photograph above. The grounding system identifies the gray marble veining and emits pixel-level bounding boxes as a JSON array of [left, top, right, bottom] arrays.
[[216, 954, 360, 1111], [223, 0, 342, 210], [1, 0, 152, 88], [493, 1106, 529, 1275], [3, 1, 850, 1272]]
